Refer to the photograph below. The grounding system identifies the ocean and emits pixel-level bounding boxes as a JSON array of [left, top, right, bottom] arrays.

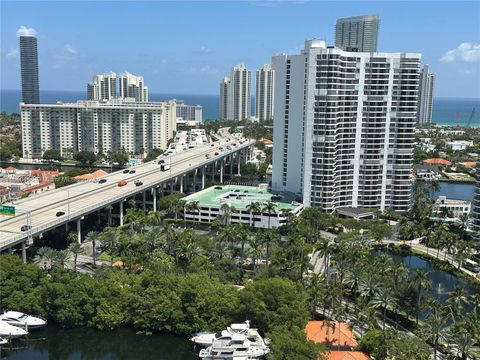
[[1, 89, 479, 126]]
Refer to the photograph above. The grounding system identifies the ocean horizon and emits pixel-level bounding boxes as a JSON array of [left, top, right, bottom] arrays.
[[1, 89, 479, 126]]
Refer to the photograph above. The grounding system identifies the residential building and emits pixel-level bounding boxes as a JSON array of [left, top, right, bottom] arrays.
[[446, 140, 473, 151], [272, 40, 421, 212], [19, 34, 40, 104], [417, 64, 435, 125], [219, 64, 252, 121], [87, 72, 117, 101], [119, 72, 149, 102], [219, 77, 230, 120], [335, 14, 379, 52], [174, 100, 202, 122], [470, 161, 480, 240], [435, 196, 470, 219], [20, 99, 177, 159], [255, 64, 275, 121]]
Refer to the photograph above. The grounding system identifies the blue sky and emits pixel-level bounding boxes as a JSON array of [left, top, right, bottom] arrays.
[[1, 1, 479, 98]]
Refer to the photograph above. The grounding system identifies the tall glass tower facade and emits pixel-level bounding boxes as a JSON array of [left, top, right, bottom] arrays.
[[19, 35, 40, 104], [335, 14, 380, 52]]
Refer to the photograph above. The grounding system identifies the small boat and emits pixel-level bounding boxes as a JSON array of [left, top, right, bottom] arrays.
[[0, 337, 8, 345], [0, 322, 28, 338], [0, 311, 46, 329]]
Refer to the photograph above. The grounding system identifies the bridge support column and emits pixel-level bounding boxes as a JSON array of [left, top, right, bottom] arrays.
[[97, 210, 101, 225], [119, 201, 124, 226], [77, 219, 82, 243], [202, 167, 206, 189], [194, 169, 198, 192], [180, 176, 184, 193], [21, 241, 27, 263], [230, 155, 234, 177], [152, 188, 157, 212], [170, 180, 174, 194], [220, 160, 224, 183], [237, 154, 241, 176], [142, 191, 146, 213]]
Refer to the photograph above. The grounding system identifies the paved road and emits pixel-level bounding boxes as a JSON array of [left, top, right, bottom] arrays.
[[0, 129, 254, 250]]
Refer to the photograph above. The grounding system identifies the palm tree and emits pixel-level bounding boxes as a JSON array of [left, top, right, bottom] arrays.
[[52, 250, 70, 269], [68, 242, 84, 271], [447, 285, 468, 321], [262, 201, 277, 229], [85, 231, 98, 267], [423, 306, 448, 360], [99, 227, 118, 265], [306, 273, 327, 318], [186, 200, 200, 223], [34, 247, 56, 270], [247, 235, 264, 271], [220, 203, 236, 225], [412, 269, 432, 326], [457, 214, 470, 240], [447, 329, 476, 360], [370, 287, 398, 337], [246, 201, 262, 228]]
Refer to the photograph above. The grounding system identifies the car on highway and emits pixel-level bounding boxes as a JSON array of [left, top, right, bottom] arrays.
[[214, 152, 219, 156], [123, 169, 129, 174], [211, 144, 215, 147], [206, 154, 211, 159], [158, 160, 165, 164], [20, 225, 31, 232], [56, 211, 65, 217], [118, 180, 127, 187], [134, 180, 143, 187], [98, 179, 107, 184], [129, 170, 136, 174]]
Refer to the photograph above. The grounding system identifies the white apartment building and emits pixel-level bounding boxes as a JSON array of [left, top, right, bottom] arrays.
[[255, 64, 275, 122], [21, 99, 177, 159], [174, 100, 203, 122], [87, 72, 117, 101], [417, 64, 435, 125], [219, 64, 251, 121], [272, 40, 420, 212], [446, 140, 473, 151], [119, 72, 149, 102], [435, 196, 471, 219]]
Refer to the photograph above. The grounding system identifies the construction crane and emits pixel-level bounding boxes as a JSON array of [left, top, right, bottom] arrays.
[[466, 108, 476, 127]]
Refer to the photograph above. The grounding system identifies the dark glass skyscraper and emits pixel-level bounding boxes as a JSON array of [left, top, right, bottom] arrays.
[[19, 35, 40, 104]]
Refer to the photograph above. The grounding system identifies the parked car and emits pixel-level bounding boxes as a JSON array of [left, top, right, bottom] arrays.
[[20, 225, 31, 232], [56, 211, 65, 217], [118, 180, 127, 187], [98, 179, 107, 184]]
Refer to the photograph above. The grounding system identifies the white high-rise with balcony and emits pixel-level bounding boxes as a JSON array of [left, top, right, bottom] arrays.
[[255, 64, 275, 121], [119, 72, 149, 102], [417, 64, 435, 125], [87, 72, 117, 101], [272, 40, 420, 212], [219, 64, 251, 121]]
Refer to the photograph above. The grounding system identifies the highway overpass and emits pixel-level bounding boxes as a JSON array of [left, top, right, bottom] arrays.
[[0, 129, 254, 260]]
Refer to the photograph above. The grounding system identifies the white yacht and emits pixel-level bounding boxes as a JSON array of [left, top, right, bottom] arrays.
[[198, 333, 270, 359], [0, 322, 28, 338], [0, 311, 46, 329], [191, 321, 251, 347]]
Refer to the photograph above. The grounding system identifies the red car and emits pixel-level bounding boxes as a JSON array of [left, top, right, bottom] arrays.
[[118, 180, 127, 187]]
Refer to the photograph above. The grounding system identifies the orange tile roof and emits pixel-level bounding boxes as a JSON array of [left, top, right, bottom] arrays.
[[325, 351, 371, 360], [305, 321, 357, 348], [423, 158, 452, 165]]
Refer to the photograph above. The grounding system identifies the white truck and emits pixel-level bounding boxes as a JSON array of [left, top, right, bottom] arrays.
[[160, 163, 170, 171]]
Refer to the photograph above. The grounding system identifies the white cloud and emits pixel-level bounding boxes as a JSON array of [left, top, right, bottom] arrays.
[[199, 46, 211, 54], [6, 49, 19, 58], [16, 26, 37, 37], [64, 43, 77, 54], [441, 42, 480, 63]]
